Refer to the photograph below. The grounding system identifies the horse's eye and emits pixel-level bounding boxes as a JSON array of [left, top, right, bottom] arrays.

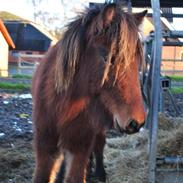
[[111, 56, 115, 65], [104, 55, 108, 62], [99, 47, 108, 62]]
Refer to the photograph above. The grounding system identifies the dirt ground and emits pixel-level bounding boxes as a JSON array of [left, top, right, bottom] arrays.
[[0, 90, 183, 183], [0, 91, 33, 183]]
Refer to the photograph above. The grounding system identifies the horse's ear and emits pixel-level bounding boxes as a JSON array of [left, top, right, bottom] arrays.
[[102, 4, 116, 28], [133, 10, 147, 26]]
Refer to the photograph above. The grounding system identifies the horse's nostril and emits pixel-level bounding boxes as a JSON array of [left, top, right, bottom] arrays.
[[114, 119, 145, 135], [125, 120, 144, 134], [129, 120, 138, 130]]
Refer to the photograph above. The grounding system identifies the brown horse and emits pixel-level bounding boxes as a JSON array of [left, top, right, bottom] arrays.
[[32, 3, 147, 183]]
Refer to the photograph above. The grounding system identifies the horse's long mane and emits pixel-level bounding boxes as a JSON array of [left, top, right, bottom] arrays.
[[54, 3, 143, 92], [54, 18, 84, 92]]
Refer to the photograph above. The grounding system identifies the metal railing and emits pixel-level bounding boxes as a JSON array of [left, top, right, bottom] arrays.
[[17, 53, 43, 69]]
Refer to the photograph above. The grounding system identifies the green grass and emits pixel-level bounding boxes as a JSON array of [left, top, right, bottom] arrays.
[[171, 87, 183, 94], [169, 75, 183, 82], [12, 74, 32, 79], [0, 82, 30, 90]]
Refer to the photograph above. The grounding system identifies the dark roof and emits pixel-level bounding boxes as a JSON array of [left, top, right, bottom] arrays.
[[130, 0, 183, 8], [90, 1, 183, 8], [90, 1, 183, 21], [4, 21, 52, 51]]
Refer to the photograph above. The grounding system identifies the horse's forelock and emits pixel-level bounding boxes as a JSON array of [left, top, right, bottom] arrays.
[[102, 11, 144, 85], [54, 4, 108, 93], [118, 13, 141, 67]]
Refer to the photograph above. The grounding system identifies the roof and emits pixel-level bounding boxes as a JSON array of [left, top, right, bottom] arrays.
[[130, 0, 183, 8], [91, 0, 183, 8], [0, 11, 57, 46], [4, 20, 57, 51], [29, 22, 58, 45], [0, 19, 15, 48]]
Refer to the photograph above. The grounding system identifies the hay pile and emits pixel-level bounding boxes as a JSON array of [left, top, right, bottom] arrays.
[[104, 114, 183, 183]]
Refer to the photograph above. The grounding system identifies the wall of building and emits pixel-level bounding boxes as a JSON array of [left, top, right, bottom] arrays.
[[162, 46, 183, 59], [161, 46, 183, 75], [0, 32, 8, 77], [141, 18, 183, 75]]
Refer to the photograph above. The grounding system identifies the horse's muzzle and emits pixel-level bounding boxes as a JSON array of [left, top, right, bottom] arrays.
[[115, 120, 144, 134]]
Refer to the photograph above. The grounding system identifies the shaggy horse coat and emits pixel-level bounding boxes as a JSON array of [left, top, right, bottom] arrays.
[[32, 3, 147, 183]]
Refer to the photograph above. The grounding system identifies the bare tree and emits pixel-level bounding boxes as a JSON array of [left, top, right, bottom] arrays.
[[27, 0, 44, 22], [60, 0, 69, 23], [60, 0, 79, 21]]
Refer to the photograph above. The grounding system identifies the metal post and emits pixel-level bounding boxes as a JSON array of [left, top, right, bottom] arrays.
[[127, 0, 132, 12], [167, 89, 180, 115], [18, 53, 21, 74], [173, 47, 176, 75], [157, 157, 183, 164], [148, 0, 162, 183], [159, 87, 164, 112]]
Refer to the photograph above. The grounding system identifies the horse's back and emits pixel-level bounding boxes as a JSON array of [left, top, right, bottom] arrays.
[[32, 43, 59, 124], [32, 43, 59, 97]]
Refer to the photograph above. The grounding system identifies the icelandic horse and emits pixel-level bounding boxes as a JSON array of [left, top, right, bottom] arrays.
[[32, 3, 147, 183]]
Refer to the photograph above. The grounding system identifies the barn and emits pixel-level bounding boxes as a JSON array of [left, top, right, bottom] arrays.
[[4, 20, 57, 52], [4, 20, 57, 64]]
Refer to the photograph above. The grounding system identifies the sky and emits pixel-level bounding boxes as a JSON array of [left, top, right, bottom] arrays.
[[0, 0, 104, 20], [0, 0, 182, 31], [0, 0, 105, 29]]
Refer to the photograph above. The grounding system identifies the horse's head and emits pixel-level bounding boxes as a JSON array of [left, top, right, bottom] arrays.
[[55, 3, 147, 134], [82, 4, 147, 134]]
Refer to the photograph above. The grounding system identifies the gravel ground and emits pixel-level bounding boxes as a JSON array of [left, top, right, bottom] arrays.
[[0, 89, 182, 183], [0, 90, 33, 183], [0, 91, 33, 143]]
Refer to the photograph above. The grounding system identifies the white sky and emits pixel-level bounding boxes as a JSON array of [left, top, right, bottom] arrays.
[[0, 0, 182, 30], [0, 0, 34, 20], [0, 0, 104, 20]]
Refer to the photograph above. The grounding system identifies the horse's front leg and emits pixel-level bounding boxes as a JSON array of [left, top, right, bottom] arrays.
[[34, 150, 55, 183], [93, 131, 106, 182], [63, 150, 90, 183], [33, 125, 59, 183], [57, 132, 95, 183]]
